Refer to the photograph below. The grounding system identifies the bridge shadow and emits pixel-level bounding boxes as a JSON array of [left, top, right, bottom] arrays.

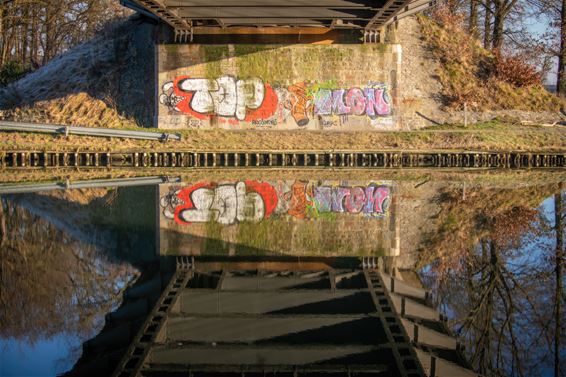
[[0, 13, 364, 129]]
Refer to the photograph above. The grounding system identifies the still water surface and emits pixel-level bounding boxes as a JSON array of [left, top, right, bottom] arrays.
[[0, 172, 564, 376]]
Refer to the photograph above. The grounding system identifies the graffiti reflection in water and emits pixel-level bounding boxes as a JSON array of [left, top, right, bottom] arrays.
[[160, 180, 392, 225]]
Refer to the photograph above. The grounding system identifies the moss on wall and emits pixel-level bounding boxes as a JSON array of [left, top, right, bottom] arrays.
[[186, 44, 395, 84], [202, 45, 230, 79], [233, 216, 386, 256]]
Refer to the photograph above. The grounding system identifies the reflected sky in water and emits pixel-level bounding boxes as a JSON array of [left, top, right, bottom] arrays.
[[1, 336, 81, 377]]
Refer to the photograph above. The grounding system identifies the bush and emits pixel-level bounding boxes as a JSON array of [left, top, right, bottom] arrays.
[[0, 61, 31, 87], [491, 50, 542, 87]]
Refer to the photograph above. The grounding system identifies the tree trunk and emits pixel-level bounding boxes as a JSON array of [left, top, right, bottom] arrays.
[[0, 3, 5, 67], [483, 0, 492, 49], [30, 5, 38, 68], [554, 189, 563, 377], [470, 0, 478, 38], [21, 4, 29, 67], [1, 0, 13, 65], [558, 0, 566, 97], [0, 197, 6, 248], [43, 2, 54, 64], [492, 9, 504, 50]]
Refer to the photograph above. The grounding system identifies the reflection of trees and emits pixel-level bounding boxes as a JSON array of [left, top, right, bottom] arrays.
[[0, 197, 138, 343], [549, 188, 564, 377], [419, 185, 553, 276], [420, 184, 565, 376]]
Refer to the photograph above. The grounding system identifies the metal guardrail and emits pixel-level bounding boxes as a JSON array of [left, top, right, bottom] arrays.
[[1, 150, 565, 169], [0, 121, 182, 141], [0, 176, 181, 195]]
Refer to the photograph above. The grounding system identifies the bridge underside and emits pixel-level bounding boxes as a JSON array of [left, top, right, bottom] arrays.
[[121, 0, 436, 32]]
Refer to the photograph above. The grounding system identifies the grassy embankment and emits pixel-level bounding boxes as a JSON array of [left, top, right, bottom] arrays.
[[417, 13, 563, 111], [0, 120, 565, 152]]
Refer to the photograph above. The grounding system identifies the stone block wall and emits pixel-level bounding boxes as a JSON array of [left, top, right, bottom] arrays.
[[157, 44, 402, 130]]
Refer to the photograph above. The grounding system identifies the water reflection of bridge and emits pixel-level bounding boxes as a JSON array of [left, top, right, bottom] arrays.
[[68, 257, 478, 377]]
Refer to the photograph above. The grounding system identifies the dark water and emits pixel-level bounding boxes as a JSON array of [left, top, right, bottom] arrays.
[[0, 172, 564, 376]]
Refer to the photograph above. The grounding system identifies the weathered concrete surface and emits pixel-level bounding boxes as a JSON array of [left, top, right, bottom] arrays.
[[157, 44, 401, 130]]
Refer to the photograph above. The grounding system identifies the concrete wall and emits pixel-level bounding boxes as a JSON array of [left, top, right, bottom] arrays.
[[157, 180, 396, 256], [157, 44, 402, 130]]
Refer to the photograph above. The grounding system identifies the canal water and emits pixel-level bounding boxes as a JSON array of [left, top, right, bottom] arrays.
[[0, 171, 564, 376]]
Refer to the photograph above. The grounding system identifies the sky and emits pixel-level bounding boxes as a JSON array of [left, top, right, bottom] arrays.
[[527, 15, 558, 85], [0, 336, 82, 377]]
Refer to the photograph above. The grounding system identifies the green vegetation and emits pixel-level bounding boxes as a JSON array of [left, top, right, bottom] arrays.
[[203, 218, 229, 254], [232, 217, 385, 256], [202, 45, 230, 80]]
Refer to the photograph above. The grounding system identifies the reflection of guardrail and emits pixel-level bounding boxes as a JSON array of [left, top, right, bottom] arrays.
[[0, 121, 182, 141], [1, 150, 565, 169], [0, 176, 181, 195]]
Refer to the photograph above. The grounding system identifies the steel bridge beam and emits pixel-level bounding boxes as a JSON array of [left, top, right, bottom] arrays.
[[2, 150, 564, 169]]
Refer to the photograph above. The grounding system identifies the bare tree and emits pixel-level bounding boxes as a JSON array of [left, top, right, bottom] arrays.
[[0, 0, 130, 84], [558, 0, 566, 96], [553, 187, 564, 377], [420, 183, 563, 376], [484, 0, 493, 48], [470, 0, 480, 37]]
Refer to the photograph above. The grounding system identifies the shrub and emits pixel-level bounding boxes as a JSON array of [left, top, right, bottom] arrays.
[[491, 50, 542, 87]]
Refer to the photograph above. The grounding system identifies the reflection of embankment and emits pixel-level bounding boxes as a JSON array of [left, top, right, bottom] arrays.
[[6, 189, 115, 249], [416, 182, 561, 274], [3, 185, 158, 265], [382, 175, 565, 269], [2, 167, 565, 187], [0, 198, 138, 345]]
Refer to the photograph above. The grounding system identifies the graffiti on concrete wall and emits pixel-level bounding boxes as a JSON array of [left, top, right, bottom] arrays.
[[160, 76, 279, 122], [161, 180, 392, 225], [159, 75, 392, 128]]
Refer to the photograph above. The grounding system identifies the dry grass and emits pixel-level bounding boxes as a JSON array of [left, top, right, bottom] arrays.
[[418, 12, 565, 111], [0, 122, 564, 153], [0, 93, 138, 128]]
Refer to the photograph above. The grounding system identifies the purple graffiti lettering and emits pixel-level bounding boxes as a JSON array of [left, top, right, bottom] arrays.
[[331, 89, 351, 115], [313, 186, 332, 212], [345, 88, 366, 116], [314, 89, 332, 115], [331, 187, 350, 212], [345, 187, 366, 213], [364, 87, 391, 117], [364, 185, 390, 215]]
